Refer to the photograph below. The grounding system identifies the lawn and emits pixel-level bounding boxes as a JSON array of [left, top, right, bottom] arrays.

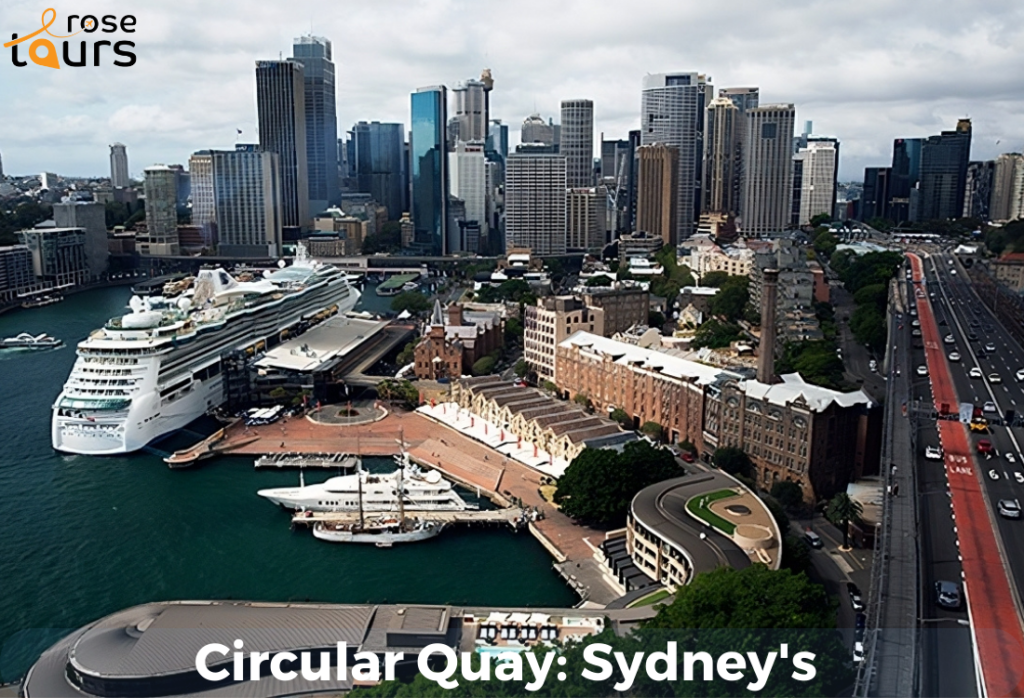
[[627, 589, 672, 608], [685, 489, 738, 535]]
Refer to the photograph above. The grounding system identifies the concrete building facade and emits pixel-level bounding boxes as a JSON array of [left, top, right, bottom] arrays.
[[524, 296, 605, 384], [741, 105, 795, 235], [991, 153, 1024, 222], [292, 35, 339, 215], [109, 143, 129, 188], [141, 166, 180, 256], [505, 152, 566, 254], [565, 187, 606, 252], [53, 201, 108, 280], [635, 143, 679, 247], [16, 228, 88, 288], [256, 59, 310, 231], [560, 99, 594, 189]]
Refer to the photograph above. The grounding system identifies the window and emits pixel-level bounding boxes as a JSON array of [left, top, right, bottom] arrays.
[[762, 123, 778, 139]]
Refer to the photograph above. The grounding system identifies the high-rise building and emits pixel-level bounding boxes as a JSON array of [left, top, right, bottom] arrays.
[[560, 99, 594, 188], [741, 104, 796, 235], [487, 120, 509, 162], [352, 121, 405, 220], [410, 86, 449, 255], [717, 88, 759, 217], [636, 144, 679, 246], [521, 114, 556, 146], [141, 166, 180, 256], [17, 228, 87, 288], [719, 87, 759, 114], [292, 36, 339, 215], [793, 139, 838, 225], [449, 140, 488, 244], [861, 167, 892, 223], [963, 160, 995, 220], [190, 148, 283, 257], [256, 59, 309, 231], [889, 137, 922, 223], [703, 96, 741, 215], [0, 150, 4, 178], [640, 72, 712, 241], [566, 187, 607, 251], [452, 79, 489, 143], [110, 143, 129, 188], [917, 119, 972, 222], [991, 153, 1024, 222], [52, 201, 108, 280], [505, 152, 566, 254]]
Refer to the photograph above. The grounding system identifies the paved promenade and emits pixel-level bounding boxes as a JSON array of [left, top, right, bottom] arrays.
[[219, 408, 623, 605]]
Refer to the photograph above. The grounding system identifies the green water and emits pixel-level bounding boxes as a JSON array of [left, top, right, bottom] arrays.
[[0, 287, 575, 683]]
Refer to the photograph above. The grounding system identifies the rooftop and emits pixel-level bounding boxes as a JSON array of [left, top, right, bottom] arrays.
[[255, 316, 389, 373]]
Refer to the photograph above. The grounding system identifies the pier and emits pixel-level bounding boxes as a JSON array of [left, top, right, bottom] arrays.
[[164, 424, 260, 468], [290, 507, 530, 530], [255, 453, 360, 469]]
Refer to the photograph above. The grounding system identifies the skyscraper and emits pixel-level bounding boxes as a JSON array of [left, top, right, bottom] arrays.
[[486, 120, 509, 161], [917, 119, 972, 222], [963, 160, 995, 220], [861, 167, 892, 222], [741, 104, 796, 235], [452, 79, 489, 142], [703, 96, 741, 215], [521, 114, 556, 146], [190, 148, 283, 257], [505, 152, 566, 254], [449, 140, 488, 243], [793, 139, 838, 225], [352, 121, 406, 220], [991, 153, 1024, 222], [636, 143, 679, 246], [110, 143, 129, 188], [410, 86, 449, 255], [142, 166, 180, 256], [719, 87, 760, 114], [256, 59, 309, 231], [560, 99, 594, 188], [640, 72, 711, 241], [717, 87, 759, 217], [53, 201, 108, 280], [565, 187, 607, 251], [889, 138, 922, 223], [292, 36, 339, 215]]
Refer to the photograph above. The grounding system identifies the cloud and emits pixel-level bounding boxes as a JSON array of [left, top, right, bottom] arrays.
[[0, 0, 1022, 179]]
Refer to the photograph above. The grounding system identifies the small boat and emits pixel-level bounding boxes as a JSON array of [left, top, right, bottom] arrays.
[[312, 517, 446, 545], [0, 332, 63, 349], [21, 295, 63, 309]]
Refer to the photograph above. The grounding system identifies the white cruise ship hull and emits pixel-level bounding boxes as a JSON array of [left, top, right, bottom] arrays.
[[52, 256, 360, 456]]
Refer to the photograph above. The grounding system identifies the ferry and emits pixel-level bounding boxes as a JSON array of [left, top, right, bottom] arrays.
[[1, 332, 63, 350], [51, 244, 360, 455], [21, 295, 63, 309]]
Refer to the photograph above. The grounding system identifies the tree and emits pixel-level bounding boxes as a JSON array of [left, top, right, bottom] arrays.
[[554, 441, 680, 526], [707, 277, 749, 321], [825, 492, 863, 548], [812, 229, 837, 257], [811, 212, 832, 227], [541, 380, 558, 393], [471, 355, 497, 376], [700, 270, 731, 288], [504, 316, 523, 343], [775, 341, 845, 390], [609, 407, 632, 430], [770, 480, 806, 511], [713, 446, 752, 477], [640, 421, 664, 441], [396, 341, 417, 366], [390, 291, 431, 314], [513, 358, 528, 378], [692, 318, 742, 349]]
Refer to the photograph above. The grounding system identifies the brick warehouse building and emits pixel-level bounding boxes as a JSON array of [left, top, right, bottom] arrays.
[[413, 301, 503, 380], [555, 331, 880, 502]]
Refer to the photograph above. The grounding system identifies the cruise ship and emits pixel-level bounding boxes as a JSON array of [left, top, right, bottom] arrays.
[[51, 246, 360, 455]]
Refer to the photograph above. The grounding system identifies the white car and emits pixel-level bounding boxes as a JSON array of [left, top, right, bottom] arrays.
[[990, 373, 1003, 384], [1016, 369, 1024, 382], [853, 642, 865, 663], [949, 352, 961, 362], [990, 469, 1000, 480], [970, 367, 983, 379], [869, 359, 878, 372], [951, 270, 957, 275], [985, 343, 997, 352], [998, 499, 1021, 519], [912, 320, 921, 327], [944, 335, 956, 344], [917, 365, 928, 377], [925, 446, 943, 460], [984, 401, 998, 413]]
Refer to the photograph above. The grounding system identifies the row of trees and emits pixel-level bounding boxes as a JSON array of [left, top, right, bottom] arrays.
[[831, 250, 903, 353]]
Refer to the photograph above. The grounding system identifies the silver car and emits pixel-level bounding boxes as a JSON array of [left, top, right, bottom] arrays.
[[999, 499, 1021, 519]]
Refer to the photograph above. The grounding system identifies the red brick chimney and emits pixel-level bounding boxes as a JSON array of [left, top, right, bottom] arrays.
[[757, 269, 779, 384], [447, 304, 464, 327]]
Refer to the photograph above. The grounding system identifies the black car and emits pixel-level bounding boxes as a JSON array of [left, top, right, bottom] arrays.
[[854, 612, 867, 640], [847, 582, 864, 612], [977, 350, 987, 359], [935, 580, 962, 610], [968, 332, 978, 341]]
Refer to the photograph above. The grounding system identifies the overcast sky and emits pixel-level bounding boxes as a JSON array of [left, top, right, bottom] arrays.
[[1, 0, 1022, 181]]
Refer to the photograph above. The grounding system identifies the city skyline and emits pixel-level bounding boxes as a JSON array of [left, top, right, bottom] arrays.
[[1, 0, 1022, 181]]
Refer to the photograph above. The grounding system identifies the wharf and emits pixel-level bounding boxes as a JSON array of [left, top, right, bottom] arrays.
[[164, 424, 258, 468], [291, 507, 528, 529], [255, 453, 360, 469]]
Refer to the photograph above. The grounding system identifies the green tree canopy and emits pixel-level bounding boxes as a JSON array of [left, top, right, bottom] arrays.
[[707, 276, 749, 321], [513, 358, 529, 377], [390, 291, 431, 313], [713, 446, 752, 477], [825, 492, 863, 548], [692, 319, 743, 349], [471, 355, 497, 376], [585, 273, 615, 287], [609, 407, 632, 430], [810, 212, 832, 227], [554, 440, 679, 526], [770, 481, 806, 511], [700, 270, 731, 288], [776, 341, 846, 390]]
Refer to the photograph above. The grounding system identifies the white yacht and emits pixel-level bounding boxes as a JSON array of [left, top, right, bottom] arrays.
[[1, 332, 62, 349], [51, 245, 360, 455], [257, 461, 475, 513]]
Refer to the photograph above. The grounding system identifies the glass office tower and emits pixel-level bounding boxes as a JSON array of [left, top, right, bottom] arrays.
[[410, 86, 449, 255]]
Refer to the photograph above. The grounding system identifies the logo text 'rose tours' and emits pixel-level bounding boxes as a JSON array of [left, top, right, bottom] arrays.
[[5, 8, 136, 69]]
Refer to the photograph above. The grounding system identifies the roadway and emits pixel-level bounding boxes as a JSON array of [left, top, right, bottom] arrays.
[[911, 250, 1024, 697]]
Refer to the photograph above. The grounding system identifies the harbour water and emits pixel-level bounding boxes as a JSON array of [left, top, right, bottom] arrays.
[[0, 285, 575, 683]]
